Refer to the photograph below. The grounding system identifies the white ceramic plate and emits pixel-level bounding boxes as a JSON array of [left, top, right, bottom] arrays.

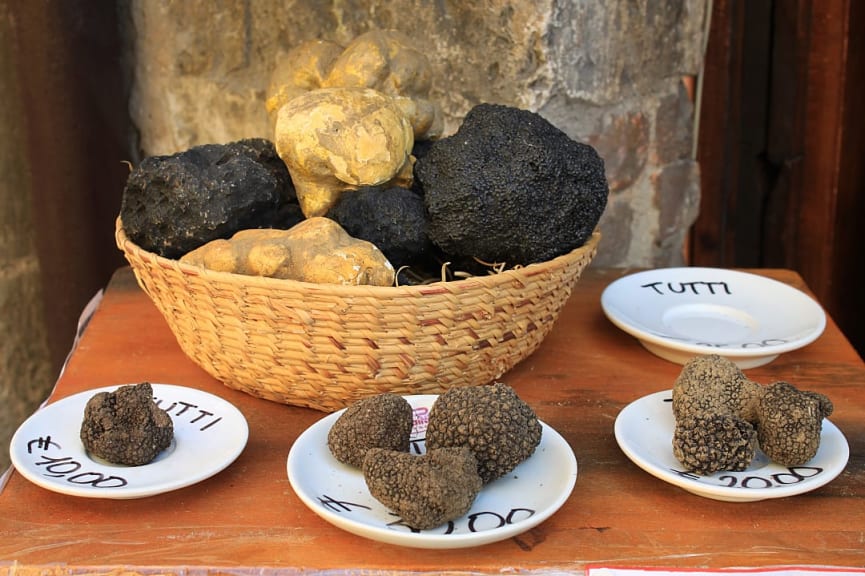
[[287, 394, 577, 549], [614, 390, 849, 502], [10, 384, 248, 499], [600, 267, 826, 368]]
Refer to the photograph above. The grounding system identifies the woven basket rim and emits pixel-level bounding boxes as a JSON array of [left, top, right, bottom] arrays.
[[115, 216, 600, 296]]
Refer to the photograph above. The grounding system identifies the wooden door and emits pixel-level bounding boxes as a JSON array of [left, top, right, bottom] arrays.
[[693, 0, 865, 358]]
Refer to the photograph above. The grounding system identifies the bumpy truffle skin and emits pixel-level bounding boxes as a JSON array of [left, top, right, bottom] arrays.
[[672, 354, 763, 423], [672, 414, 758, 475], [425, 383, 542, 484], [327, 393, 413, 468], [326, 186, 434, 269], [121, 138, 297, 259], [756, 381, 834, 466], [363, 446, 482, 530], [415, 103, 608, 266], [80, 382, 173, 466], [671, 355, 762, 473], [670, 355, 834, 473]]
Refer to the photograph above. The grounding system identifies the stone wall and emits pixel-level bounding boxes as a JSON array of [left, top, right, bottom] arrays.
[[120, 0, 707, 267]]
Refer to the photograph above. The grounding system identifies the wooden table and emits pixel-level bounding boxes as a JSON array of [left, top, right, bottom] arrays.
[[2, 267, 863, 574]]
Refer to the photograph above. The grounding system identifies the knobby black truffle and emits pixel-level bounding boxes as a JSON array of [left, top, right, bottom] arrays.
[[327, 393, 413, 468], [326, 186, 434, 270], [671, 354, 834, 474], [673, 414, 757, 475], [79, 382, 173, 466], [672, 353, 763, 425], [756, 381, 833, 466], [415, 103, 608, 267], [326, 386, 542, 529], [362, 446, 482, 530], [425, 382, 542, 484], [121, 138, 300, 259]]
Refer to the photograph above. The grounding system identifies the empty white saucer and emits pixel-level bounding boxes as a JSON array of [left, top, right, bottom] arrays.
[[601, 268, 826, 368]]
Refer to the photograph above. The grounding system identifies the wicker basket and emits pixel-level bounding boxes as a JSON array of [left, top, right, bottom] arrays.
[[115, 217, 600, 411]]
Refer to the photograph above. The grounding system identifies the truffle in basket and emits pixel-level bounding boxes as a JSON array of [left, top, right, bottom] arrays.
[[415, 103, 609, 268], [180, 217, 395, 286], [273, 86, 415, 219], [325, 185, 435, 270], [120, 138, 300, 259], [266, 29, 443, 141]]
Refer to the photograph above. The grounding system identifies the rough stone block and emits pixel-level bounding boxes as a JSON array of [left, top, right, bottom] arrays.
[[652, 159, 701, 263], [653, 81, 696, 165], [587, 110, 650, 193]]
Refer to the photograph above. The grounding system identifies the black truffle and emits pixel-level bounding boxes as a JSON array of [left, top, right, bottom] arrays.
[[415, 103, 608, 266], [672, 354, 762, 424], [425, 382, 542, 484], [362, 446, 482, 530], [327, 393, 414, 468], [121, 138, 298, 259], [756, 381, 833, 466], [672, 413, 758, 475], [80, 382, 173, 466], [670, 355, 834, 473], [326, 186, 434, 269]]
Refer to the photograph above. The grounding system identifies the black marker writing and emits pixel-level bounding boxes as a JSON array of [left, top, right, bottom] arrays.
[[368, 505, 537, 535], [641, 281, 732, 296], [671, 465, 823, 489], [409, 437, 425, 454], [33, 455, 128, 488], [467, 508, 536, 531], [154, 396, 224, 431], [27, 436, 60, 453], [717, 466, 823, 489], [317, 493, 371, 513]]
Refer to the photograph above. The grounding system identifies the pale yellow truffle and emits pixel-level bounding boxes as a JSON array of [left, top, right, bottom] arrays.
[[265, 39, 343, 125], [266, 29, 443, 140], [180, 217, 395, 286], [323, 29, 443, 139], [274, 87, 414, 218]]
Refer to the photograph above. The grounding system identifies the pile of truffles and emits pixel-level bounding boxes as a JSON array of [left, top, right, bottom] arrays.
[[80, 382, 174, 466], [326, 383, 542, 530], [671, 355, 833, 475], [120, 29, 608, 287]]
